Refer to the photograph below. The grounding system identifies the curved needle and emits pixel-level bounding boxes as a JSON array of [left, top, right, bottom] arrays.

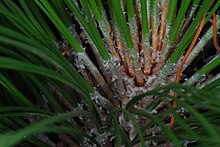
[[211, 3, 220, 52], [166, 12, 206, 147]]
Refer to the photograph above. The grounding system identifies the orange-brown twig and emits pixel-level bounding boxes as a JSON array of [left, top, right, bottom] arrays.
[[62, 45, 72, 56], [166, 12, 206, 147]]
